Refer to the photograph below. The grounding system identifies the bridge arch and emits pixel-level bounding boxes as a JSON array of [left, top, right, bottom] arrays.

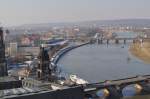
[[84, 76, 150, 99]]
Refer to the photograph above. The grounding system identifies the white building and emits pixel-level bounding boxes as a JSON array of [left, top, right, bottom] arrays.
[[9, 42, 18, 56]]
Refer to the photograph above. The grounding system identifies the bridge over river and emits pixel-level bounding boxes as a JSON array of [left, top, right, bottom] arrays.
[[92, 32, 150, 44], [83, 75, 150, 99], [57, 42, 150, 98]]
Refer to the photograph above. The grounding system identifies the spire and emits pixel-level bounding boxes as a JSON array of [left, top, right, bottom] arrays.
[[37, 45, 50, 80]]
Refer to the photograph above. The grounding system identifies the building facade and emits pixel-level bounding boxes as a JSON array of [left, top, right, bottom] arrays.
[[0, 27, 7, 76], [9, 42, 18, 56]]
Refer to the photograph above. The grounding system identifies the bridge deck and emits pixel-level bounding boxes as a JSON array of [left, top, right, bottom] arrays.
[[101, 37, 150, 40], [84, 75, 150, 92]]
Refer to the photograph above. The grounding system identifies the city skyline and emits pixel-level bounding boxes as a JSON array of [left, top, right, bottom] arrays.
[[0, 0, 150, 26]]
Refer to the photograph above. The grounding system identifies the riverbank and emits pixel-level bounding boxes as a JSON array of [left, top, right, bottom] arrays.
[[130, 42, 150, 64], [51, 42, 90, 66]]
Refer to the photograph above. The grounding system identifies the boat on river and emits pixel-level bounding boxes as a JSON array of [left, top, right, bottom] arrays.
[[69, 74, 88, 85]]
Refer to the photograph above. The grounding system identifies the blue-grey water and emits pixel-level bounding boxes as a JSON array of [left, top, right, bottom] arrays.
[[58, 44, 150, 83], [58, 42, 150, 98]]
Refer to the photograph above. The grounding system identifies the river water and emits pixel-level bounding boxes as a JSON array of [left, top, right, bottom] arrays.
[[58, 42, 150, 98]]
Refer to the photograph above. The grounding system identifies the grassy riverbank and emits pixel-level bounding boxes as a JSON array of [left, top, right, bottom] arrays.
[[130, 42, 150, 64]]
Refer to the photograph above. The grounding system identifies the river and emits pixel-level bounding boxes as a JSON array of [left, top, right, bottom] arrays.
[[58, 42, 150, 98]]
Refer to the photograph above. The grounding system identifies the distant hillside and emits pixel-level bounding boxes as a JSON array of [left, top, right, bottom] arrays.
[[7, 19, 150, 34], [78, 19, 150, 27], [10, 19, 150, 29]]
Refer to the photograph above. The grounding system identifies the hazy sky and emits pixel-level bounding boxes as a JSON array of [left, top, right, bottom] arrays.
[[0, 0, 150, 26]]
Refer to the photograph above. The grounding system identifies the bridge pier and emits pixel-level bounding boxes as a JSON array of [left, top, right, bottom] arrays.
[[133, 39, 136, 43], [134, 84, 143, 94], [115, 39, 119, 44], [124, 39, 126, 44], [100, 39, 103, 44], [106, 39, 109, 44], [105, 86, 123, 99], [135, 81, 150, 95], [97, 39, 103, 44], [97, 39, 100, 44], [96, 39, 99, 44]]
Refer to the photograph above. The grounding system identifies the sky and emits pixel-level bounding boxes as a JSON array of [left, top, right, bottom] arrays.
[[0, 0, 150, 26]]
